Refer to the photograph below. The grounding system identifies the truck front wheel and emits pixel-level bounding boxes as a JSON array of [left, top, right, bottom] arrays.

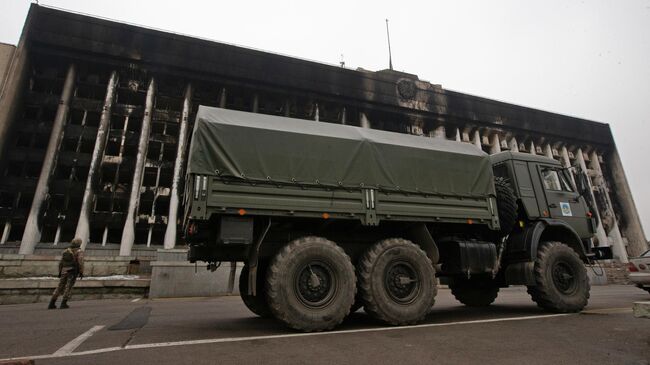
[[527, 241, 590, 312], [358, 238, 436, 325], [266, 236, 356, 332], [239, 263, 272, 318], [449, 276, 500, 307]]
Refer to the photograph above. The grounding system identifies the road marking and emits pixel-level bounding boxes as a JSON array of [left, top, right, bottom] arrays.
[[581, 307, 633, 314], [52, 325, 105, 356], [0, 313, 571, 361], [131, 298, 142, 303]]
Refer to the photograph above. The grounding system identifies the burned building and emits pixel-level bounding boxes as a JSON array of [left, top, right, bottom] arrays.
[[0, 4, 646, 262]]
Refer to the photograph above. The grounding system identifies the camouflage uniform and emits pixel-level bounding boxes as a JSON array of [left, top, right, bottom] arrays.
[[48, 238, 84, 309]]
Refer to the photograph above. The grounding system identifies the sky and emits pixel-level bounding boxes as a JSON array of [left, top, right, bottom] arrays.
[[1, 0, 649, 238]]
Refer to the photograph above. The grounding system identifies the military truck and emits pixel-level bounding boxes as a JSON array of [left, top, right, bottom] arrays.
[[183, 106, 600, 332]]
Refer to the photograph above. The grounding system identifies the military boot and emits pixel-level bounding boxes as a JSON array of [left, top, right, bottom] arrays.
[[59, 300, 69, 309], [48, 298, 57, 309]]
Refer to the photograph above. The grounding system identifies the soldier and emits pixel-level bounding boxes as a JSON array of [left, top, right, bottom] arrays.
[[48, 238, 84, 309]]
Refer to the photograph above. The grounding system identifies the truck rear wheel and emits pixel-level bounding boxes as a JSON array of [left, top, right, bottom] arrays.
[[266, 236, 356, 332], [358, 238, 436, 325], [495, 176, 517, 236], [449, 276, 500, 307], [239, 264, 272, 318], [527, 241, 590, 312]]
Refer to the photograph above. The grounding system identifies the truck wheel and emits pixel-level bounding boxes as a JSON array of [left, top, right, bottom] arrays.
[[495, 176, 517, 236], [239, 264, 272, 318], [527, 241, 590, 312], [358, 238, 436, 325], [449, 276, 500, 307], [266, 236, 356, 332]]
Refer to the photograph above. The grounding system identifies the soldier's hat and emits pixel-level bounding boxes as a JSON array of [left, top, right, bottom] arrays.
[[70, 238, 82, 248]]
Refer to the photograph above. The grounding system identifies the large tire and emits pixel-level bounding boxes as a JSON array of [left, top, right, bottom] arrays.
[[358, 238, 437, 325], [239, 264, 272, 318], [266, 236, 356, 332], [495, 176, 517, 236], [527, 241, 590, 312], [449, 276, 500, 307]]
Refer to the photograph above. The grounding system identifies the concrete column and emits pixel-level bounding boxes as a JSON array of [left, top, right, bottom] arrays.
[[576, 149, 611, 256], [560, 146, 571, 168], [589, 150, 629, 262], [75, 71, 118, 249], [360, 112, 371, 129], [544, 144, 553, 159], [314, 103, 319, 121], [53, 224, 61, 245], [472, 130, 481, 150], [284, 99, 291, 117], [528, 141, 537, 155], [252, 93, 258, 113], [219, 88, 226, 108], [102, 226, 108, 246], [0, 17, 30, 164], [164, 84, 192, 249], [606, 149, 648, 256], [455, 128, 461, 142], [120, 78, 155, 256], [432, 126, 445, 139], [509, 137, 519, 152], [20, 64, 76, 254], [340, 107, 347, 125], [1, 221, 10, 244], [489, 134, 501, 154]]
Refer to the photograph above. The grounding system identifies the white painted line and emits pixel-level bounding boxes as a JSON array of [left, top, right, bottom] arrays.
[[53, 325, 105, 356], [131, 298, 142, 303], [0, 313, 570, 361]]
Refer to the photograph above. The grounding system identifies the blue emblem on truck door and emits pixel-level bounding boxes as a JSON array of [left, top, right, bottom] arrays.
[[560, 202, 572, 217]]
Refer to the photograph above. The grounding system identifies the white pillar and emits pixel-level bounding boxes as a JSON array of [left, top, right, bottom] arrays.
[[589, 150, 628, 262], [560, 146, 571, 168], [1, 221, 10, 244], [544, 144, 553, 159], [219, 88, 226, 108], [314, 103, 319, 121], [432, 126, 445, 139], [489, 134, 501, 154], [120, 79, 155, 256], [472, 130, 481, 150], [252, 94, 259, 113], [102, 226, 108, 246], [75, 71, 118, 250], [455, 128, 461, 142], [340, 107, 347, 125], [20, 64, 76, 254], [509, 137, 519, 152], [164, 84, 192, 249], [360, 112, 370, 129], [606, 150, 648, 256], [529, 141, 537, 155], [576, 148, 610, 254]]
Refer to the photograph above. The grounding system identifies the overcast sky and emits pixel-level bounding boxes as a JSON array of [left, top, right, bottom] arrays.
[[1, 0, 649, 238]]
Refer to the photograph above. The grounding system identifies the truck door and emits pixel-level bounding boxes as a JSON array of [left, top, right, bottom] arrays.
[[537, 165, 591, 237]]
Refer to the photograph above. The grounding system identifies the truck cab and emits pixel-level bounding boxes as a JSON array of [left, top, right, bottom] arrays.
[[491, 152, 597, 242]]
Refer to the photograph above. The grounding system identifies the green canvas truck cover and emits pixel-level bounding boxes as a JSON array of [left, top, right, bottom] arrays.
[[187, 106, 494, 198]]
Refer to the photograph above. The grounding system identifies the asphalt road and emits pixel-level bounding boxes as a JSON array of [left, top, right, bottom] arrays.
[[0, 285, 648, 365]]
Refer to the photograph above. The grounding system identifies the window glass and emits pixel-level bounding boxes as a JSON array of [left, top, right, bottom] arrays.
[[642, 250, 650, 258], [558, 171, 573, 192], [542, 169, 562, 191]]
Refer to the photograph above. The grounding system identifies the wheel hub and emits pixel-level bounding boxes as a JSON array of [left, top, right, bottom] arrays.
[[552, 261, 577, 294], [295, 261, 336, 308], [384, 261, 420, 304]]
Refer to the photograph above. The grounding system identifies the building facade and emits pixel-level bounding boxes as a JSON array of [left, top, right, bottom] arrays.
[[0, 5, 646, 261]]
